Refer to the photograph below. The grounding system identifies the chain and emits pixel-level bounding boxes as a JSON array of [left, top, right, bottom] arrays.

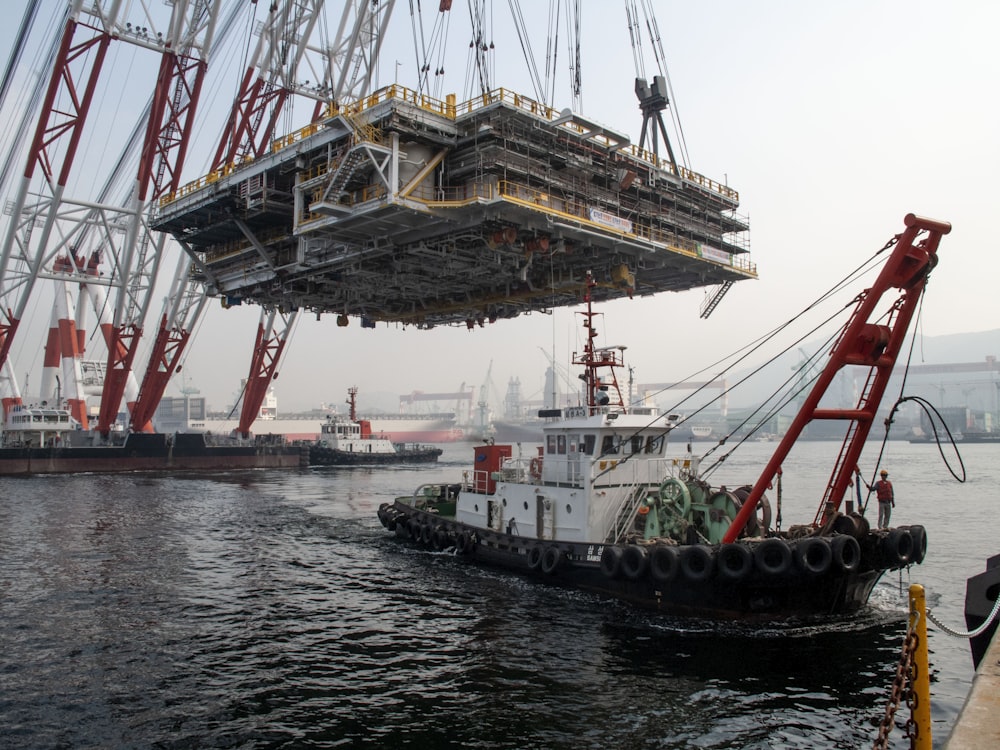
[[873, 629, 917, 750], [871, 584, 999, 749], [926, 590, 1000, 639], [904, 630, 920, 746]]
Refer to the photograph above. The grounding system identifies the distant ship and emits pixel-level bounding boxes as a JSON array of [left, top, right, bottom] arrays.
[[358, 413, 464, 443], [155, 388, 462, 443], [909, 430, 1000, 445], [168, 413, 462, 443], [491, 418, 544, 443]]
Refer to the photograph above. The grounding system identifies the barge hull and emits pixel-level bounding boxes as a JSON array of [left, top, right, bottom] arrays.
[[0, 433, 306, 475]]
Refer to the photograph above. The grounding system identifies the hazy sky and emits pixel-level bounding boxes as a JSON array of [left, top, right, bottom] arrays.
[[2, 1, 998, 416]]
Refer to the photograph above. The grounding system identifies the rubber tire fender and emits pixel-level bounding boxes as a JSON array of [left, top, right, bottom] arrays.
[[541, 546, 564, 575], [679, 545, 715, 583], [408, 517, 422, 541], [432, 526, 451, 551], [650, 545, 680, 584], [793, 537, 833, 577], [527, 544, 544, 571], [456, 531, 472, 555], [420, 522, 435, 546], [621, 545, 649, 581], [600, 546, 624, 579], [754, 538, 793, 578], [831, 534, 861, 573], [717, 543, 753, 582], [881, 528, 914, 567], [904, 525, 928, 565]]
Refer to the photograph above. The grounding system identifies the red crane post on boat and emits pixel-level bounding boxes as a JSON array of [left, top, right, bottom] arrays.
[[722, 214, 952, 544]]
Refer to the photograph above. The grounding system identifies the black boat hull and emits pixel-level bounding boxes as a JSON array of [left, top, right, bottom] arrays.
[[378, 500, 925, 621], [309, 445, 442, 466], [0, 432, 307, 474]]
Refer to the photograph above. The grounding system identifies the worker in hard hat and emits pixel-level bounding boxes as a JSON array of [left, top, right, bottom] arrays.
[[873, 469, 895, 529]]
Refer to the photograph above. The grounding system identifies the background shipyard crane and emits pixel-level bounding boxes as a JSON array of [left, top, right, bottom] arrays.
[[0, 1, 753, 443]]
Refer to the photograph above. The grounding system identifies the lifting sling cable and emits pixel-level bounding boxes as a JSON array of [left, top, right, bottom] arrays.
[[637, 249, 884, 423], [637, 0, 689, 166], [409, 0, 431, 95], [544, 0, 560, 107], [507, 0, 544, 103], [430, 8, 453, 99], [603, 247, 889, 468]]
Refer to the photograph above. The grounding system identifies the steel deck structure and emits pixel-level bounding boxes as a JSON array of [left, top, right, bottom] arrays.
[[154, 85, 755, 329]]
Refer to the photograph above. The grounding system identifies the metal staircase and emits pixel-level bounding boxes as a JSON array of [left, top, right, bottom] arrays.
[[604, 485, 649, 543], [699, 280, 734, 319]]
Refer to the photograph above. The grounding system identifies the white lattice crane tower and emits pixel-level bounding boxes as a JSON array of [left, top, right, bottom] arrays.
[[0, 0, 400, 439]]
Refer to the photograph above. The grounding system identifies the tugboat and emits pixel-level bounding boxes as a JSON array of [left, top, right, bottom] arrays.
[[378, 215, 949, 620], [310, 388, 443, 466]]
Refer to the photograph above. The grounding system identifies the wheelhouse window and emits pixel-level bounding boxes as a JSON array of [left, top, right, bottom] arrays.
[[629, 435, 644, 454], [601, 435, 619, 455], [582, 434, 596, 455], [645, 434, 665, 454]]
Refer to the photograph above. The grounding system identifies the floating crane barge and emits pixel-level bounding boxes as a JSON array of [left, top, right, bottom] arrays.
[[154, 86, 754, 327]]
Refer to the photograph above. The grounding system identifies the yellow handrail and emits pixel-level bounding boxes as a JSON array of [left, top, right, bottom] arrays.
[[159, 83, 739, 212]]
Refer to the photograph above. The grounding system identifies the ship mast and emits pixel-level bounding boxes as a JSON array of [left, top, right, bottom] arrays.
[[572, 273, 626, 415], [347, 386, 359, 422]]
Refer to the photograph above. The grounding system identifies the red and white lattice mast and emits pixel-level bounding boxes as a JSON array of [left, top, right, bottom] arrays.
[[202, 0, 398, 437], [0, 0, 220, 436], [1, 1, 403, 440]]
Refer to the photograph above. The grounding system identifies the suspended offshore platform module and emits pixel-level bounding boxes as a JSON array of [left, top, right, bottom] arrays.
[[153, 85, 754, 329]]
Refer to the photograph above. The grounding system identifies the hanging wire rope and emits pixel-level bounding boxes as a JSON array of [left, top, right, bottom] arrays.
[[540, 0, 581, 111], [464, 0, 495, 99], [569, 0, 582, 110], [698, 325, 843, 480], [638, 0, 690, 167], [624, 0, 645, 81], [0, 0, 52, 193], [427, 5, 453, 99], [647, 248, 886, 416], [409, 0, 454, 99], [927, 592, 1000, 639], [507, 0, 543, 102], [593, 240, 894, 468], [544, 0, 560, 108], [860, 299, 968, 502]]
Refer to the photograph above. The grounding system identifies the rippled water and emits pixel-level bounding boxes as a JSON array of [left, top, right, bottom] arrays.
[[0, 441, 993, 749]]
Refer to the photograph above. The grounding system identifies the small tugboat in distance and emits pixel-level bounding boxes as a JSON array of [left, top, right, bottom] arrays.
[[378, 215, 950, 620], [310, 387, 442, 466]]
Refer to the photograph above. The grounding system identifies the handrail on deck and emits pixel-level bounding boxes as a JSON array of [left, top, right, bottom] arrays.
[[158, 83, 739, 211]]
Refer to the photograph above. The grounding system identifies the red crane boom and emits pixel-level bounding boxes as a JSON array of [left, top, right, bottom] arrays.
[[723, 214, 952, 543]]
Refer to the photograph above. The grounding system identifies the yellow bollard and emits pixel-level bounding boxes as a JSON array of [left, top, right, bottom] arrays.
[[910, 583, 932, 749]]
